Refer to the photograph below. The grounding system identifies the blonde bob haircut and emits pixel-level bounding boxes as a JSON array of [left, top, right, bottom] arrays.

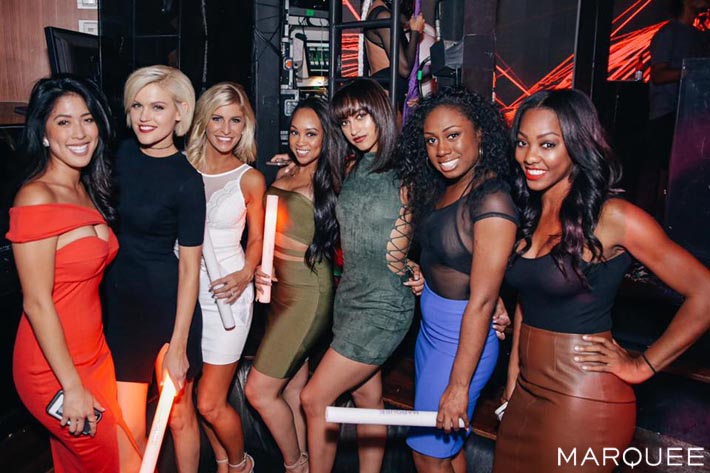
[[186, 82, 257, 168], [123, 65, 195, 137]]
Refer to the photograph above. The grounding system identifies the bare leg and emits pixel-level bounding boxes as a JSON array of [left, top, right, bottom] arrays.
[[117, 425, 142, 473], [412, 451, 455, 473], [202, 421, 228, 473], [116, 381, 149, 454], [245, 366, 306, 471], [300, 348, 381, 473], [283, 363, 309, 452], [167, 379, 200, 473], [350, 371, 387, 473], [452, 448, 466, 473], [197, 362, 252, 472]]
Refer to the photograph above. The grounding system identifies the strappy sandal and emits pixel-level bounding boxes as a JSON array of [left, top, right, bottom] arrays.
[[228, 452, 254, 472], [284, 451, 309, 472]]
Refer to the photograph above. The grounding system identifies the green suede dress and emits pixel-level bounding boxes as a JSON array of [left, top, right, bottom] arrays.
[[253, 187, 334, 378], [331, 153, 415, 365]]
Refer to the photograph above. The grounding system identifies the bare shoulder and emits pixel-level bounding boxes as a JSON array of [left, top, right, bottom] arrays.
[[13, 181, 56, 207], [597, 197, 669, 252], [241, 167, 266, 201], [242, 167, 266, 189]]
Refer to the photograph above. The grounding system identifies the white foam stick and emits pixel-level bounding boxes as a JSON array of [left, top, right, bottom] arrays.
[[325, 406, 466, 428], [139, 375, 177, 473], [257, 194, 279, 303], [202, 227, 235, 330]]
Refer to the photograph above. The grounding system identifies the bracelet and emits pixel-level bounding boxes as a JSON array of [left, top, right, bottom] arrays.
[[640, 352, 657, 375]]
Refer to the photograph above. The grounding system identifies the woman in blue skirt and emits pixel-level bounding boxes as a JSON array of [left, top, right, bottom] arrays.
[[399, 87, 518, 472]]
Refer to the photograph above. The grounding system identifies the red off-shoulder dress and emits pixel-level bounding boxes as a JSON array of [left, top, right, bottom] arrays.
[[7, 204, 136, 473]]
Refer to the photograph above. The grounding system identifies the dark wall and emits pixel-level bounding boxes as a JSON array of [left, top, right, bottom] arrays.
[[100, 0, 254, 133]]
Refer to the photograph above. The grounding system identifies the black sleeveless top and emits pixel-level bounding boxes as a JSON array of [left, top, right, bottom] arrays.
[[419, 185, 518, 300], [505, 249, 632, 333]]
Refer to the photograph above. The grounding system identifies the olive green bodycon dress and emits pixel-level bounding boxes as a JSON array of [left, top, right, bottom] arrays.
[[252, 187, 334, 378]]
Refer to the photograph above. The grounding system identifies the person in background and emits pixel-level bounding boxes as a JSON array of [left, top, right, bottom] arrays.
[[8, 75, 141, 472], [493, 89, 710, 473], [187, 82, 265, 473], [399, 87, 517, 473], [364, 0, 425, 106], [103, 65, 204, 473], [246, 96, 339, 473], [640, 0, 710, 216]]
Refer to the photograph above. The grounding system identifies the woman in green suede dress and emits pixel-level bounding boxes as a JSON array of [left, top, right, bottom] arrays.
[[300, 78, 423, 473]]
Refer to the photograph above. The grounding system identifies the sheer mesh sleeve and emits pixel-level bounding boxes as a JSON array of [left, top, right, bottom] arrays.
[[419, 183, 518, 300], [470, 189, 519, 226]]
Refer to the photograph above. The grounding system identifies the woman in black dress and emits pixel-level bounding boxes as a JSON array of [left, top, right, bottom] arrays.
[[493, 89, 710, 472], [104, 65, 205, 472]]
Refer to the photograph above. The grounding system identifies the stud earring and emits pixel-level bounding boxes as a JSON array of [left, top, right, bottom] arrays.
[[42, 137, 50, 147]]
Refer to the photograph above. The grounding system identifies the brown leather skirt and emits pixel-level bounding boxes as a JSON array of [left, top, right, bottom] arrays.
[[493, 324, 636, 473]]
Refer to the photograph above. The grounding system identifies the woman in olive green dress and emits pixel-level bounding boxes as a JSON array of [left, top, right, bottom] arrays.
[[245, 96, 340, 472]]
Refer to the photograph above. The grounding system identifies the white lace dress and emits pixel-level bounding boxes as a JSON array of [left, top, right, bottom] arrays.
[[199, 164, 254, 364]]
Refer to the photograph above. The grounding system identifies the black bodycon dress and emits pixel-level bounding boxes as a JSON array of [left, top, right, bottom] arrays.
[[104, 140, 205, 383]]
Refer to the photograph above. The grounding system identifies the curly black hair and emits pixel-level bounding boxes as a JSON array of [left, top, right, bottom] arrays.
[[398, 86, 512, 228], [510, 89, 622, 278]]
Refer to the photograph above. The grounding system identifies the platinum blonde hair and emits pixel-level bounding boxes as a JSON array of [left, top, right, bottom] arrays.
[[123, 65, 195, 137]]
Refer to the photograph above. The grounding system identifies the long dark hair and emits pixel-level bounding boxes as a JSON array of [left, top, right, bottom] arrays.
[[399, 86, 512, 228], [511, 89, 622, 276], [290, 96, 341, 270], [330, 78, 398, 187], [17, 75, 115, 223]]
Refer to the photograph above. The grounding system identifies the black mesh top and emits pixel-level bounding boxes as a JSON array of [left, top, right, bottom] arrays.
[[506, 249, 632, 333], [418, 183, 518, 300]]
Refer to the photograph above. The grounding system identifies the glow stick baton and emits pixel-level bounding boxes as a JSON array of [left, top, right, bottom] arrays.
[[139, 375, 177, 473], [202, 227, 235, 330], [257, 194, 279, 303], [325, 406, 466, 428]]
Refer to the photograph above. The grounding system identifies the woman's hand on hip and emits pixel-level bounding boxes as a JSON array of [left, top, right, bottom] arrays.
[[573, 335, 653, 384]]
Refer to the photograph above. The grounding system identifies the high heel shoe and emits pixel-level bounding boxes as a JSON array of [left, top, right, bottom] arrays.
[[228, 453, 254, 472], [284, 451, 308, 472]]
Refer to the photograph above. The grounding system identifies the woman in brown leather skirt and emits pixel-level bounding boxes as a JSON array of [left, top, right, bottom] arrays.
[[493, 89, 710, 473]]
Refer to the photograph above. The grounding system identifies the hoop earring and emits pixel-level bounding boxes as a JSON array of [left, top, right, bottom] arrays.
[[42, 137, 50, 147]]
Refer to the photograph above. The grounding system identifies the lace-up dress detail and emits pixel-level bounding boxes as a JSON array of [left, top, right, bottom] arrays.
[[199, 164, 254, 364], [331, 152, 415, 365]]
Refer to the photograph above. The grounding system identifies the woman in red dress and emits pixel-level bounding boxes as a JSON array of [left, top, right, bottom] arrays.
[[7, 76, 140, 473]]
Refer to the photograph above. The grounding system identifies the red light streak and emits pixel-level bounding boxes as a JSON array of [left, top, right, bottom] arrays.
[[496, 1, 666, 112]]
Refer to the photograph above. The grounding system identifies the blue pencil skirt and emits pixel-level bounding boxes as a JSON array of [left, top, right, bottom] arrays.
[[406, 283, 499, 458]]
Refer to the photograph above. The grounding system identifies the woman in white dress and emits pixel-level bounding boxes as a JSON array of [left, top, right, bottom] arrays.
[[186, 82, 265, 473]]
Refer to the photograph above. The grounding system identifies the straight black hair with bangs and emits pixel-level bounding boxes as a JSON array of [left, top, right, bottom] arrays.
[[330, 78, 398, 182]]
